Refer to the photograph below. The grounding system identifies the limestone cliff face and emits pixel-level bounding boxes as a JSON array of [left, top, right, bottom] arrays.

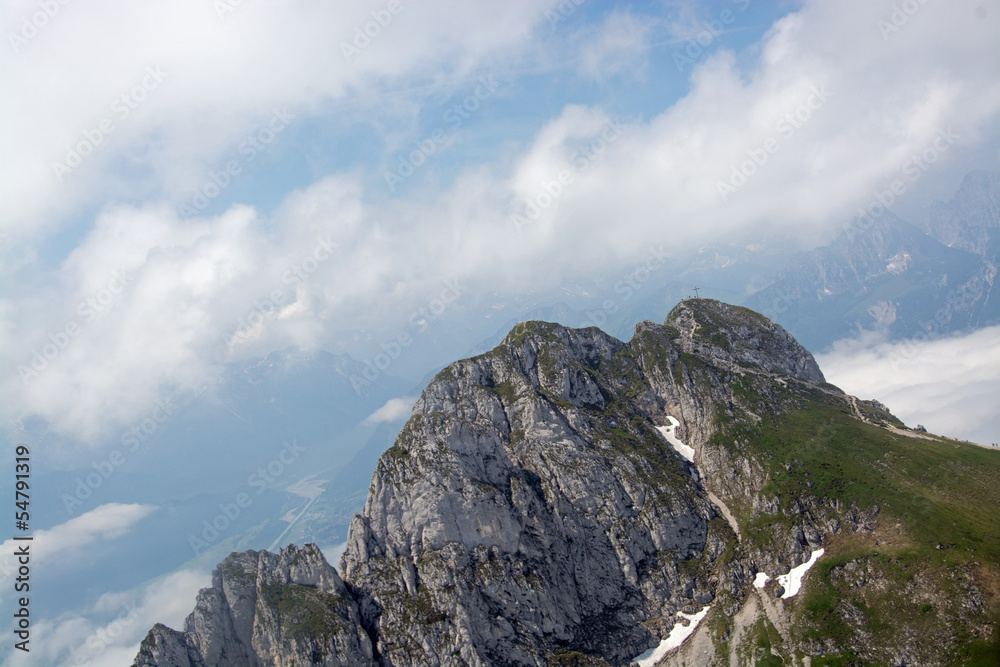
[[134, 299, 994, 667]]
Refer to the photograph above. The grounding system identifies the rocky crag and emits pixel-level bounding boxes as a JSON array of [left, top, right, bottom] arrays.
[[130, 544, 374, 666], [133, 299, 1000, 666]]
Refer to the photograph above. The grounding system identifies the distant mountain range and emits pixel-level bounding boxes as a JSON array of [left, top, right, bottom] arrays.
[[745, 169, 998, 351], [918, 169, 999, 258]]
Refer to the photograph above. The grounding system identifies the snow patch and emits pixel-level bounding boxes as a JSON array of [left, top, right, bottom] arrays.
[[753, 572, 770, 589], [632, 607, 709, 666], [777, 548, 824, 598], [655, 416, 695, 461]]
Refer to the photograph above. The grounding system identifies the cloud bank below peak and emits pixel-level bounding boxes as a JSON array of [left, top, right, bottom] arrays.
[[817, 326, 1000, 446]]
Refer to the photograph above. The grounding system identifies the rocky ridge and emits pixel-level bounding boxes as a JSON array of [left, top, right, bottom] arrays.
[[133, 299, 1000, 666]]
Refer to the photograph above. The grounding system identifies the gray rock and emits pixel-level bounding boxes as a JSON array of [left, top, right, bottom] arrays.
[[664, 299, 825, 383], [131, 544, 374, 667]]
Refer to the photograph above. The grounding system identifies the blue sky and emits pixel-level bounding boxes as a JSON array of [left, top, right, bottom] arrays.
[[1, 1, 999, 665]]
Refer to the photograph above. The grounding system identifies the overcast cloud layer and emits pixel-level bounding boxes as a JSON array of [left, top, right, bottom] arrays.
[[2, 0, 998, 442]]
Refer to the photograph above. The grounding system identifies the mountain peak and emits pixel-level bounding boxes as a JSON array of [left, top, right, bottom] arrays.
[[665, 298, 825, 383]]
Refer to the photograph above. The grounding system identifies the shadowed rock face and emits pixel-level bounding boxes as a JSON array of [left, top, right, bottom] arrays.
[[138, 299, 989, 666]]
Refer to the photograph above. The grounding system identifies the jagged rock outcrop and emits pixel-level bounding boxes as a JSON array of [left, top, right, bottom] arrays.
[[134, 299, 1000, 667], [131, 544, 375, 666]]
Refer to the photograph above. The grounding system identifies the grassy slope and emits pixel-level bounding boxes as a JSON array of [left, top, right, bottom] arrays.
[[716, 381, 1000, 665]]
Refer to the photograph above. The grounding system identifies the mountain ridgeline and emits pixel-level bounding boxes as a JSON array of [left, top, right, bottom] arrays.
[[132, 299, 1000, 666]]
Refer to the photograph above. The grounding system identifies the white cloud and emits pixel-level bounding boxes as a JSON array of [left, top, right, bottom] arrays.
[[816, 326, 1000, 445], [365, 396, 419, 424], [0, 503, 157, 608], [2, 568, 208, 667], [661, 0, 749, 44], [0, 0, 563, 244], [1, 503, 155, 568], [3, 203, 264, 439]]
